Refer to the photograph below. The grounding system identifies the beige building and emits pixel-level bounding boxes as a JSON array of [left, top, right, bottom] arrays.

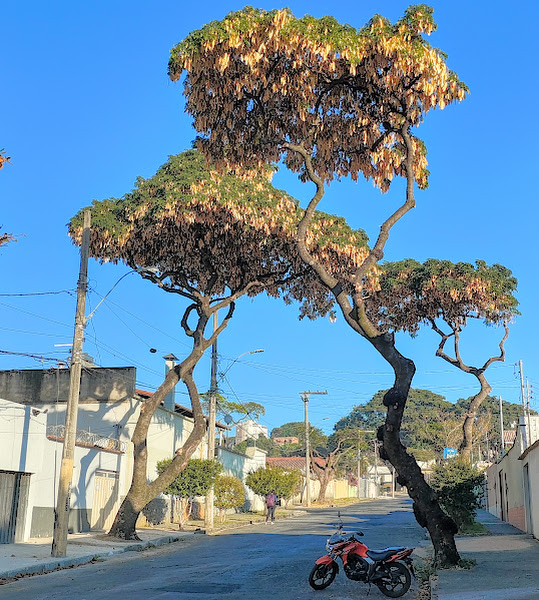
[[486, 415, 539, 538]]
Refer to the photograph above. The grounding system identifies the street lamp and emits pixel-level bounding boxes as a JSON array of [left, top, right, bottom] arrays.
[[205, 347, 264, 531], [219, 349, 264, 382]]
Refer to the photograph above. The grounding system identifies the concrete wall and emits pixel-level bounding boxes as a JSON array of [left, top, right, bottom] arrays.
[[0, 367, 136, 405], [485, 419, 539, 535], [521, 440, 539, 539], [0, 398, 125, 540], [217, 446, 266, 511]]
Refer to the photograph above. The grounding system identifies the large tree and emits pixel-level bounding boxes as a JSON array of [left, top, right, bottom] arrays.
[[0, 149, 10, 170], [0, 229, 14, 249], [370, 259, 518, 459], [171, 5, 468, 565], [69, 149, 366, 539], [311, 428, 357, 503]]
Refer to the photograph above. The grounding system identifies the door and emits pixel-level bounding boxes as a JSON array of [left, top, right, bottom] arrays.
[[523, 464, 534, 534], [90, 470, 119, 531], [0, 470, 31, 543], [499, 470, 506, 521]]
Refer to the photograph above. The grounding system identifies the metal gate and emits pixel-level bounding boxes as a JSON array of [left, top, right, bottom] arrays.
[[90, 470, 119, 531], [0, 470, 31, 544]]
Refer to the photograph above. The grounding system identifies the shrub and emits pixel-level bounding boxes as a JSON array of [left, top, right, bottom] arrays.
[[156, 458, 221, 527], [245, 466, 302, 504], [430, 458, 484, 530], [214, 475, 245, 522]]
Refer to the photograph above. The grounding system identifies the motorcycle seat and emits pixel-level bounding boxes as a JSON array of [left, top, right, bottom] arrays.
[[366, 547, 406, 562]]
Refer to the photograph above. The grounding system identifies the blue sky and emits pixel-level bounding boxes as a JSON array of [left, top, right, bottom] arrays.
[[1, 0, 538, 437]]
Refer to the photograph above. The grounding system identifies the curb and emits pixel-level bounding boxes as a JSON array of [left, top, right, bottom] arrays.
[[0, 535, 182, 583]]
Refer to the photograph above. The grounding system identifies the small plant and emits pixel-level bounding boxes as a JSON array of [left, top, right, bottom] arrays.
[[245, 466, 302, 505], [430, 458, 484, 531], [156, 458, 221, 528], [214, 475, 245, 522]]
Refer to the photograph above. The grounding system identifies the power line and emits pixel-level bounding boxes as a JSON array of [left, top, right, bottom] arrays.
[[0, 290, 76, 297]]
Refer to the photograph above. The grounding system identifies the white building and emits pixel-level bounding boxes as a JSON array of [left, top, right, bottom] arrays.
[[0, 367, 222, 542], [235, 419, 268, 444]]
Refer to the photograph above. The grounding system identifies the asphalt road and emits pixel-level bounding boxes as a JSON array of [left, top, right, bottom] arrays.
[[2, 497, 426, 600]]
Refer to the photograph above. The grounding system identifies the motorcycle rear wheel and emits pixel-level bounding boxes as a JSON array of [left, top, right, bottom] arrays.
[[308, 563, 338, 590], [375, 562, 411, 598]]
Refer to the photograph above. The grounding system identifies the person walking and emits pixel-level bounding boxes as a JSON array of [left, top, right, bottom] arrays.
[[265, 490, 277, 524]]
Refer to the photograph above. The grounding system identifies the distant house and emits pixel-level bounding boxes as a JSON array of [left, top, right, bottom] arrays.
[[0, 366, 224, 542], [273, 436, 299, 446]]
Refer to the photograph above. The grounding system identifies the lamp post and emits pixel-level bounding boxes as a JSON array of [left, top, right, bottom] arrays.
[[204, 346, 264, 530]]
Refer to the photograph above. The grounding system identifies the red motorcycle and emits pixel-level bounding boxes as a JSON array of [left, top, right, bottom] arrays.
[[309, 514, 415, 597]]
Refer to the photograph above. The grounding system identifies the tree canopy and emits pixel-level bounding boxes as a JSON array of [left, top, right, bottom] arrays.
[[156, 458, 221, 498], [170, 6, 467, 188], [336, 389, 527, 459], [271, 421, 328, 449], [369, 259, 518, 334], [0, 149, 10, 170], [69, 149, 370, 319]]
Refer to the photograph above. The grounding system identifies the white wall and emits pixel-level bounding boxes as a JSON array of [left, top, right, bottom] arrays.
[[0, 398, 125, 540]]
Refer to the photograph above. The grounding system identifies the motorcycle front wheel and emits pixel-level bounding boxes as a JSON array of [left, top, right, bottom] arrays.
[[308, 563, 338, 590], [375, 562, 412, 598]]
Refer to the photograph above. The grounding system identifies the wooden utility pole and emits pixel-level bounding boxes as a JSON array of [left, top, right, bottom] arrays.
[[300, 390, 327, 507], [51, 210, 91, 557], [519, 360, 531, 447], [356, 429, 374, 500], [204, 311, 218, 531]]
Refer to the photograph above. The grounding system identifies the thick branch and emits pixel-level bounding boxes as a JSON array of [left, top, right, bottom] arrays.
[[353, 126, 416, 285]]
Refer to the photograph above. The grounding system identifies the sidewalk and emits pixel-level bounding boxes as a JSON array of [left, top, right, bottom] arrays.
[[0, 528, 187, 582], [432, 509, 539, 600]]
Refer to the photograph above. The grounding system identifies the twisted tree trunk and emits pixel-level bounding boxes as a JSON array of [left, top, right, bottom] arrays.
[[288, 136, 461, 567]]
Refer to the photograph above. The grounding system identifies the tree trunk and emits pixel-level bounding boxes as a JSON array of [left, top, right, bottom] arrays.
[[459, 374, 491, 461], [317, 473, 330, 504], [371, 333, 461, 567], [108, 493, 145, 540]]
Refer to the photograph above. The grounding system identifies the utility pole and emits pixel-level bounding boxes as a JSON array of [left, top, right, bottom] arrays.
[[51, 210, 91, 557], [356, 429, 374, 500], [519, 360, 531, 448], [300, 390, 327, 507], [373, 440, 379, 498], [205, 311, 218, 531]]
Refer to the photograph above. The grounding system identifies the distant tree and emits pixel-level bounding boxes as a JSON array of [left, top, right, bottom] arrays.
[[310, 429, 356, 503], [235, 435, 278, 456], [271, 422, 327, 451], [336, 389, 453, 456], [246, 466, 302, 506], [201, 391, 266, 423], [214, 475, 245, 522], [156, 458, 221, 528], [69, 150, 342, 539]]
